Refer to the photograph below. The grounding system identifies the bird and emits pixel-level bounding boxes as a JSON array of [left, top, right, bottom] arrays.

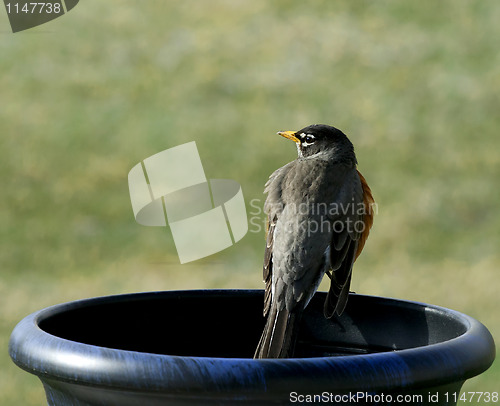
[[254, 124, 374, 359]]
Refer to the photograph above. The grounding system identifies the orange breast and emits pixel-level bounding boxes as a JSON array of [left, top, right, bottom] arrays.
[[355, 170, 375, 260]]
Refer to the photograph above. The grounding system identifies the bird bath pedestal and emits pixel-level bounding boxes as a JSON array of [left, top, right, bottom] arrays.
[[9, 290, 495, 405]]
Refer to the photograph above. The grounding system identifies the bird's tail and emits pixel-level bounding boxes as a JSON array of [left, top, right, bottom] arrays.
[[254, 306, 303, 359]]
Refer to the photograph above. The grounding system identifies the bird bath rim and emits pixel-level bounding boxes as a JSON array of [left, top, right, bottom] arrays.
[[9, 289, 496, 397]]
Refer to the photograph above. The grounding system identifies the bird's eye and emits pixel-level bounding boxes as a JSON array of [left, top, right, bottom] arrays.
[[304, 135, 315, 144]]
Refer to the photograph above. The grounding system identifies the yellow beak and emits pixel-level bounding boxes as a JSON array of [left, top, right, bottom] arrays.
[[277, 130, 300, 144]]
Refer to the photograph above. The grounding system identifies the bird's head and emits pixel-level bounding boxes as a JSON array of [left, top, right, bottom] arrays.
[[277, 124, 356, 164]]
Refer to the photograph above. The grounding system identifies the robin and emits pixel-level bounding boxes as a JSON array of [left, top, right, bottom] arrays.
[[254, 124, 374, 359]]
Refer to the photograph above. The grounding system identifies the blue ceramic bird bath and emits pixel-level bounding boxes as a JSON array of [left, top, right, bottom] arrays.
[[9, 290, 495, 405]]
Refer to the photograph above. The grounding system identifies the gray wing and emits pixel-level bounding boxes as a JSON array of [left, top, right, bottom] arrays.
[[324, 169, 365, 318], [267, 161, 358, 314], [262, 162, 294, 317], [263, 160, 364, 317]]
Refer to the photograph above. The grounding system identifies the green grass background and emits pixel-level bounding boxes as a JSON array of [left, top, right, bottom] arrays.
[[1, 1, 499, 404]]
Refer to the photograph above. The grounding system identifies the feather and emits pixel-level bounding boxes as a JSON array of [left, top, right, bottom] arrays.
[[254, 305, 302, 359], [324, 240, 357, 318]]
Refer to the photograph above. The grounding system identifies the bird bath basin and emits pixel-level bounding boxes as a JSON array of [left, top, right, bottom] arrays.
[[9, 289, 495, 405]]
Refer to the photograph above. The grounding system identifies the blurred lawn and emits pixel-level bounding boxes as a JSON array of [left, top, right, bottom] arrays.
[[1, 1, 499, 404]]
